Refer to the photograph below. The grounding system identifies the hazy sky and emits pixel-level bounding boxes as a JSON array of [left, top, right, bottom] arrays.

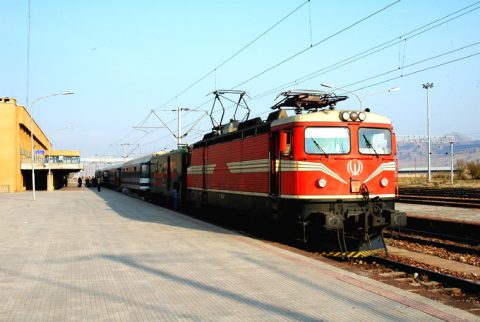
[[2, 0, 479, 157]]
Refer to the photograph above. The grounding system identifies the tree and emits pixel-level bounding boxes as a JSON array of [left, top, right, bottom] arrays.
[[455, 159, 468, 179], [466, 160, 480, 179]]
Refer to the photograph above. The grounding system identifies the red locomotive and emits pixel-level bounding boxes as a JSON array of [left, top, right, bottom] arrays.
[[98, 90, 406, 257], [187, 90, 406, 256]]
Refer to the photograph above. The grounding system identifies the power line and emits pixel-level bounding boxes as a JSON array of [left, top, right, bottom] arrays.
[[230, 0, 401, 90], [107, 1, 480, 155], [340, 41, 480, 88], [133, 48, 479, 155], [158, 0, 310, 108], [351, 51, 480, 92], [26, 0, 31, 107], [128, 2, 311, 150], [137, 49, 480, 154], [252, 1, 480, 100], [110, 1, 400, 152]]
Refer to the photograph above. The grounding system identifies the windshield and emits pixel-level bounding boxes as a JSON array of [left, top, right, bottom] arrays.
[[305, 127, 350, 155], [359, 128, 392, 155]]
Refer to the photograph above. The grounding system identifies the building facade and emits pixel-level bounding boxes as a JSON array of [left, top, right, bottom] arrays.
[[0, 97, 81, 192]]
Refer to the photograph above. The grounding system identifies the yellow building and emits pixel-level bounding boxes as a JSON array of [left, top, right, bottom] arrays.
[[0, 97, 81, 192]]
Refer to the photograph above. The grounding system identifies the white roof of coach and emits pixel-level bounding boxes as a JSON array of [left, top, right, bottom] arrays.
[[270, 109, 392, 128], [122, 151, 165, 167], [98, 161, 124, 172]]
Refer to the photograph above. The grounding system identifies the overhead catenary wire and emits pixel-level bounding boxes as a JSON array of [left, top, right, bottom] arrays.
[[350, 51, 480, 92], [133, 42, 480, 155], [340, 41, 480, 89], [172, 1, 405, 134], [230, 0, 401, 90], [106, 1, 479, 157], [157, 0, 310, 109], [134, 48, 480, 154], [110, 1, 401, 154], [25, 0, 31, 108], [126, 1, 312, 150], [252, 1, 480, 100]]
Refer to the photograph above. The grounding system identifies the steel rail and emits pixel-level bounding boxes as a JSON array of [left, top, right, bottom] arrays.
[[370, 255, 480, 294], [384, 230, 480, 255]]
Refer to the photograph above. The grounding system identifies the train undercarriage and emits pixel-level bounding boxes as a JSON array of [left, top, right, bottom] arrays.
[[289, 198, 407, 258], [188, 189, 407, 258]]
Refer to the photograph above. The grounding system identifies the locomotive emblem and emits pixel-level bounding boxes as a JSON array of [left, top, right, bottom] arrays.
[[347, 159, 363, 176]]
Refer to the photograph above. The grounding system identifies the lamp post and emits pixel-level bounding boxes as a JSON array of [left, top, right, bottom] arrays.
[[29, 91, 74, 200], [422, 83, 433, 182], [449, 139, 454, 185]]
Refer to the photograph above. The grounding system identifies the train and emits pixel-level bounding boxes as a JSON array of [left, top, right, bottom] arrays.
[[96, 90, 407, 257]]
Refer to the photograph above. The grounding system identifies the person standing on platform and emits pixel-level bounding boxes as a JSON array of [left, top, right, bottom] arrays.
[[78, 177, 83, 187], [97, 176, 102, 192]]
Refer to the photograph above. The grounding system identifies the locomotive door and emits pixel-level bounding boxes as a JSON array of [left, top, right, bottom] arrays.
[[270, 132, 280, 196], [167, 156, 171, 191], [201, 144, 208, 201]]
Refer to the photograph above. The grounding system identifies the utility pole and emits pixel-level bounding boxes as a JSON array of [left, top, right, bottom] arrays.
[[397, 134, 454, 183], [422, 83, 433, 182], [450, 139, 454, 185], [136, 108, 207, 149], [177, 107, 188, 147]]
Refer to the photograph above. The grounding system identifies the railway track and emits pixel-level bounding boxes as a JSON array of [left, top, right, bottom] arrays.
[[394, 216, 480, 247], [398, 187, 480, 208], [380, 218, 480, 297], [384, 229, 480, 256], [368, 255, 480, 294]]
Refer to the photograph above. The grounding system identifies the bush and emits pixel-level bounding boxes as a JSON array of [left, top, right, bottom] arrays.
[[466, 160, 480, 179], [455, 159, 468, 179]]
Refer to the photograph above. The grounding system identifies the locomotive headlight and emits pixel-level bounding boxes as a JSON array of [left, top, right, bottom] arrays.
[[358, 112, 366, 121], [341, 111, 350, 121], [350, 112, 359, 121], [380, 177, 389, 187], [318, 178, 327, 188]]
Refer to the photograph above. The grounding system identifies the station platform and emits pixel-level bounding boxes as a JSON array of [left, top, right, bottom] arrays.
[[397, 202, 480, 225], [0, 189, 477, 321]]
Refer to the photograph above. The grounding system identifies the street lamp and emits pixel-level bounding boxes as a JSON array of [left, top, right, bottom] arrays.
[[29, 91, 74, 200], [422, 83, 433, 182]]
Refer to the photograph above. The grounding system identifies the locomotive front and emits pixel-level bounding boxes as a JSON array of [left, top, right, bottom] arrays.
[[271, 91, 406, 257]]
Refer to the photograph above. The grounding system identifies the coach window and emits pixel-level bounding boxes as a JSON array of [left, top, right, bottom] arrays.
[[358, 128, 392, 155], [141, 163, 150, 178], [304, 127, 350, 154]]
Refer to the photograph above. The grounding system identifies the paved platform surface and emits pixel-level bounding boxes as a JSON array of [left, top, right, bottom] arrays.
[[397, 202, 480, 225], [0, 189, 478, 321]]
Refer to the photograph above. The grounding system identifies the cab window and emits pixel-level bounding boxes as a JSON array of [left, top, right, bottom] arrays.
[[304, 127, 350, 155], [359, 128, 392, 155]]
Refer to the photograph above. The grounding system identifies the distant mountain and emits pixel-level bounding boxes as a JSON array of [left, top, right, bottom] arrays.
[[397, 133, 480, 168]]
